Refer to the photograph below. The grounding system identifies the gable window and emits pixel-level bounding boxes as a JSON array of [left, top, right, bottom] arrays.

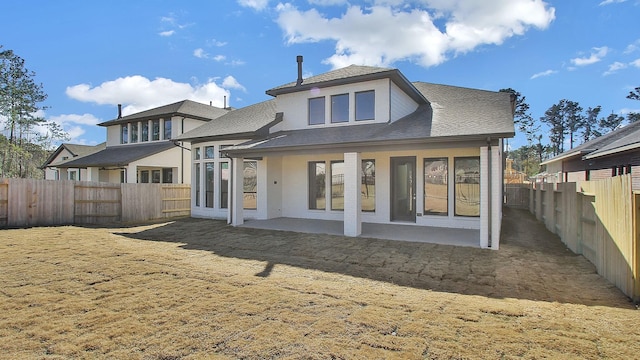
[[120, 124, 128, 144], [141, 122, 149, 142], [164, 119, 172, 140], [424, 158, 448, 216], [331, 94, 349, 123], [309, 97, 325, 125], [331, 161, 344, 211], [308, 161, 326, 210], [243, 161, 257, 210], [454, 157, 480, 217], [152, 120, 160, 141], [131, 122, 139, 143], [355, 90, 375, 121], [362, 160, 375, 212]]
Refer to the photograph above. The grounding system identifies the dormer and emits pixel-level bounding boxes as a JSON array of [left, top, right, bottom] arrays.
[[265, 57, 430, 133]]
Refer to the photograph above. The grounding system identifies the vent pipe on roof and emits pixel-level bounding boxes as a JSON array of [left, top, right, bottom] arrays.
[[296, 55, 303, 86], [117, 104, 122, 119], [224, 96, 227, 109]]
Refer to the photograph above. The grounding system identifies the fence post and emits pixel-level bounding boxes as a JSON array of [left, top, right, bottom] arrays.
[[633, 191, 640, 303]]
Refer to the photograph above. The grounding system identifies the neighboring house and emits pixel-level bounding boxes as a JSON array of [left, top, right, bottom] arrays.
[[177, 58, 515, 249], [42, 142, 106, 180], [541, 120, 640, 189], [56, 100, 229, 184]]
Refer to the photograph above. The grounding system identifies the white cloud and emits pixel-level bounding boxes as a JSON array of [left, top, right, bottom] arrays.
[[238, 0, 269, 11], [624, 39, 640, 54], [228, 59, 246, 66], [194, 48, 208, 58], [208, 39, 228, 47], [48, 113, 101, 126], [222, 76, 247, 92], [213, 55, 227, 62], [308, 0, 349, 5], [570, 46, 609, 66], [599, 0, 627, 5], [530, 69, 557, 79], [159, 30, 175, 37], [603, 61, 628, 76], [631, 58, 640, 68], [66, 75, 231, 115], [275, 1, 555, 68]]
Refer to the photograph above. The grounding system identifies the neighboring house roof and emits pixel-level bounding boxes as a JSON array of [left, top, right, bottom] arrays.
[[41, 142, 107, 169], [98, 99, 230, 126], [175, 99, 282, 143], [224, 82, 514, 156], [541, 120, 640, 165], [56, 142, 175, 168], [266, 65, 428, 104]]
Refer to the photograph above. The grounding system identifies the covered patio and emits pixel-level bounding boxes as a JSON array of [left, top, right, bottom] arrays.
[[239, 217, 480, 248]]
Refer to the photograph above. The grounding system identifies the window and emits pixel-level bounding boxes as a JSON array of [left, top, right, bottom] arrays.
[[243, 161, 257, 210], [164, 119, 172, 140], [355, 91, 375, 121], [331, 161, 344, 211], [131, 122, 139, 143], [141, 122, 149, 142], [152, 120, 160, 141], [424, 158, 448, 215], [152, 170, 161, 183], [162, 168, 173, 183], [194, 147, 201, 160], [120, 124, 128, 144], [454, 157, 480, 217], [362, 160, 375, 212], [205, 163, 214, 208], [220, 162, 229, 209], [140, 170, 149, 183], [308, 162, 326, 210], [69, 170, 77, 181], [309, 97, 325, 125], [194, 164, 201, 207], [120, 170, 126, 183], [331, 94, 349, 123], [205, 146, 215, 159]]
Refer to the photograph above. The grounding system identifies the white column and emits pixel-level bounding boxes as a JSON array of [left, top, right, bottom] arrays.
[[344, 152, 361, 237], [231, 157, 244, 226], [480, 146, 489, 248], [490, 145, 502, 250]]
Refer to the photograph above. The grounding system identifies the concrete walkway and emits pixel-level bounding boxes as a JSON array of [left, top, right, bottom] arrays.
[[239, 217, 480, 248]]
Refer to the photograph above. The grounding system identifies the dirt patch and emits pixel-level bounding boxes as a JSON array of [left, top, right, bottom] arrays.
[[0, 207, 638, 359]]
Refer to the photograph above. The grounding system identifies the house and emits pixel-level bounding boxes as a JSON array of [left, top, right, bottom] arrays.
[[42, 142, 106, 180], [177, 58, 515, 249], [540, 120, 640, 189], [56, 100, 229, 184]]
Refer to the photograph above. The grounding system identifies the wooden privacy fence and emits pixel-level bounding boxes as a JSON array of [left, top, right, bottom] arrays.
[[504, 183, 530, 209], [529, 175, 639, 301], [0, 178, 190, 227]]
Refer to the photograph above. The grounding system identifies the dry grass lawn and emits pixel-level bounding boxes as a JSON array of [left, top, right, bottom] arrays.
[[1, 208, 639, 359]]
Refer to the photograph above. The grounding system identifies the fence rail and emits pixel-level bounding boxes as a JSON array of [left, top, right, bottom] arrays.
[[528, 175, 639, 301], [0, 178, 190, 227]]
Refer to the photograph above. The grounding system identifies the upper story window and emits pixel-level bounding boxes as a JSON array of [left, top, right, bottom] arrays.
[[152, 120, 160, 141], [141, 122, 149, 142], [120, 124, 128, 144], [309, 97, 325, 125], [355, 90, 375, 121], [164, 119, 172, 140], [131, 122, 139, 143], [331, 94, 349, 123]]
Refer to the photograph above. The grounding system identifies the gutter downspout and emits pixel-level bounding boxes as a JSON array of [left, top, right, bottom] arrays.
[[487, 137, 492, 248]]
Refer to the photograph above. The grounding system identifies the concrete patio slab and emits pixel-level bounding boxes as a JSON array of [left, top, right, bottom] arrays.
[[239, 217, 480, 248]]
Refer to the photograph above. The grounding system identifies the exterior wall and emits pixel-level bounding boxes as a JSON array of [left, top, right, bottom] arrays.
[[106, 125, 120, 146], [390, 81, 419, 122], [130, 147, 185, 183], [589, 168, 611, 181], [273, 147, 481, 230], [566, 171, 587, 183], [272, 79, 412, 132], [44, 148, 75, 180]]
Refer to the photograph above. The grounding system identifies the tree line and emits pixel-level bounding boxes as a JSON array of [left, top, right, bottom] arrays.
[[501, 87, 640, 176], [0, 46, 68, 179]]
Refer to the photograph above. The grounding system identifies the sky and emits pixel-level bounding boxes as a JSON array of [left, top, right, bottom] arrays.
[[1, 0, 639, 150]]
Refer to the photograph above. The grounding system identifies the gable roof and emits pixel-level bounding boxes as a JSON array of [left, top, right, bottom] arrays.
[[266, 65, 428, 104], [175, 99, 282, 143], [584, 122, 640, 159], [41, 142, 106, 168], [541, 120, 640, 165], [224, 82, 514, 156], [56, 142, 175, 168], [98, 100, 230, 126]]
